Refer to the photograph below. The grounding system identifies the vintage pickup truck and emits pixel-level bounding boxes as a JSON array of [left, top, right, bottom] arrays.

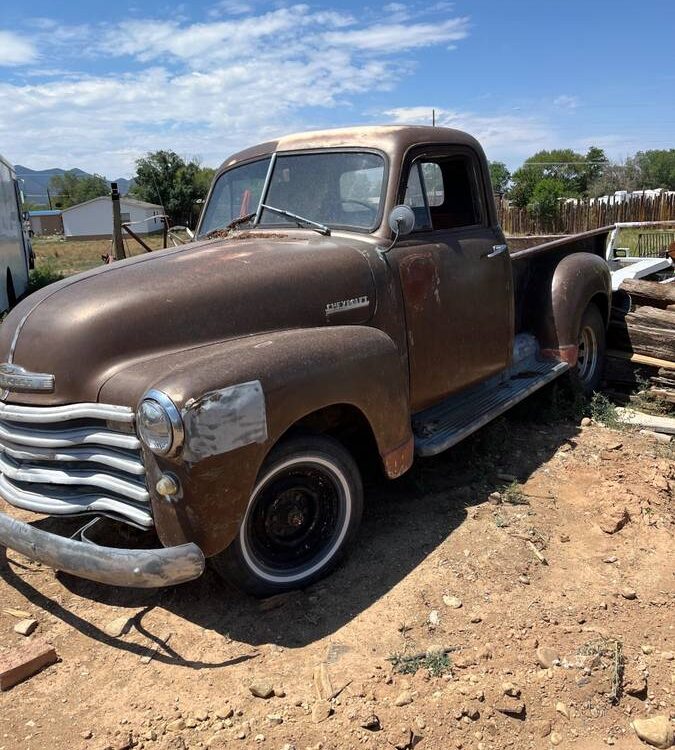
[[0, 126, 611, 596]]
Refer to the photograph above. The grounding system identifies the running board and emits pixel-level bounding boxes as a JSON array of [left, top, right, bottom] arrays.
[[413, 358, 569, 457]]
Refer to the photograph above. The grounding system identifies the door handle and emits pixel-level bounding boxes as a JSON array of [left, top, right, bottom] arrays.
[[483, 243, 508, 258]]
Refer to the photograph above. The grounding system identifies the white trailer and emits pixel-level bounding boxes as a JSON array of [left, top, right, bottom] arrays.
[[0, 155, 31, 312]]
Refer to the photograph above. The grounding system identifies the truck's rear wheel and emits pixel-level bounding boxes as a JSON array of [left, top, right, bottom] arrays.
[[211, 434, 363, 597], [572, 303, 605, 394]]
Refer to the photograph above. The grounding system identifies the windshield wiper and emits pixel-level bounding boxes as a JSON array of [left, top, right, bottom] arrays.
[[204, 212, 256, 239], [259, 204, 331, 236], [225, 212, 256, 230]]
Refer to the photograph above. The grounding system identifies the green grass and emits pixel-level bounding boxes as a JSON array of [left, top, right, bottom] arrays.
[[589, 392, 621, 428], [32, 234, 169, 277], [614, 227, 674, 256]]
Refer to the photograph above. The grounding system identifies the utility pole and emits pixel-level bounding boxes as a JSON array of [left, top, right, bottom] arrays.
[[111, 182, 126, 260], [47, 188, 52, 210], [432, 109, 436, 127]]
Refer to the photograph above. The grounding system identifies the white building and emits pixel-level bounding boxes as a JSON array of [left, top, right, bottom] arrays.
[[61, 196, 164, 240]]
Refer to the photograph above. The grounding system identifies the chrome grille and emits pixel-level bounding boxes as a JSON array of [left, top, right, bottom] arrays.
[[0, 401, 152, 529]]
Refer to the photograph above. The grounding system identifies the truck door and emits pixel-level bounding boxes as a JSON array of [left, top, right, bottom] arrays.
[[391, 147, 514, 412]]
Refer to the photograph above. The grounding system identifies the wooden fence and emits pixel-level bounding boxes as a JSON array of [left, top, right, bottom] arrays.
[[496, 193, 675, 235]]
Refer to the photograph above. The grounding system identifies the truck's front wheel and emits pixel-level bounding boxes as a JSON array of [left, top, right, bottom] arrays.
[[211, 434, 363, 597]]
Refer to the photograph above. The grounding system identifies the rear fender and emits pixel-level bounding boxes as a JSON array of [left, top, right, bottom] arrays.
[[539, 253, 611, 366]]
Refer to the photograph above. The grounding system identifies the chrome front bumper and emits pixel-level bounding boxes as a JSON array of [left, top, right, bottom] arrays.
[[0, 510, 205, 588]]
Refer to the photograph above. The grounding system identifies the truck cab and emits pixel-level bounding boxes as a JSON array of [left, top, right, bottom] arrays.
[[0, 126, 611, 596]]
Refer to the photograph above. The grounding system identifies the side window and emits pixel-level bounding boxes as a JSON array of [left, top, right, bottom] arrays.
[[403, 164, 432, 231], [404, 153, 484, 232]]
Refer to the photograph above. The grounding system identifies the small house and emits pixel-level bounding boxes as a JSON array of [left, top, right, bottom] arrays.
[[28, 209, 63, 236], [61, 196, 164, 240]]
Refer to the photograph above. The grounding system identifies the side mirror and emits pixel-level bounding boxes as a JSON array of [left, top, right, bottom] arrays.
[[388, 205, 415, 237]]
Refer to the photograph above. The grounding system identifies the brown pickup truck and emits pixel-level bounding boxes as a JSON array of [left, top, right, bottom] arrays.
[[0, 126, 612, 596]]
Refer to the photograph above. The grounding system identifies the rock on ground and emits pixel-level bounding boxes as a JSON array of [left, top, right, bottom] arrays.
[[631, 716, 674, 749]]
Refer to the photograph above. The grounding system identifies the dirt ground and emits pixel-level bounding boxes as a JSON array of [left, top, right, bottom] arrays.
[[0, 387, 673, 750]]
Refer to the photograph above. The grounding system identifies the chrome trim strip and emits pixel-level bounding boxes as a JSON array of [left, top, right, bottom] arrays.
[[0, 364, 54, 393], [0, 440, 145, 476], [0, 474, 153, 528], [0, 401, 134, 424], [0, 421, 140, 450], [0, 453, 149, 503], [0, 510, 203, 587]]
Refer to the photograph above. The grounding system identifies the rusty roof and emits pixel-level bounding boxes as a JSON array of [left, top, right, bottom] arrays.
[[217, 125, 483, 173]]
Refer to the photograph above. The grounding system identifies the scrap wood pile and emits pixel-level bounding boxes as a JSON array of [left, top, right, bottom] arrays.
[[604, 277, 675, 436]]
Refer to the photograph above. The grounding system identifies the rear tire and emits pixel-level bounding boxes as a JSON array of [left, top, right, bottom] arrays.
[[211, 434, 363, 597], [571, 303, 606, 395]]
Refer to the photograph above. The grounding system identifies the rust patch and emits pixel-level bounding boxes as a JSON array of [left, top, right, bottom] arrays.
[[205, 229, 287, 241], [382, 435, 414, 479], [399, 254, 438, 312], [541, 344, 578, 367]]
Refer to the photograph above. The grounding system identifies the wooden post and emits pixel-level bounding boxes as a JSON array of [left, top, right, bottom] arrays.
[[111, 182, 126, 260]]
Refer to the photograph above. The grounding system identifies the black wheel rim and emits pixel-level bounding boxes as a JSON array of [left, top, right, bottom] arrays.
[[242, 458, 348, 581]]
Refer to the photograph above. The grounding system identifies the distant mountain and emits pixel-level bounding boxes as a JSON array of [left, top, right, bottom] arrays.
[[14, 165, 134, 206]]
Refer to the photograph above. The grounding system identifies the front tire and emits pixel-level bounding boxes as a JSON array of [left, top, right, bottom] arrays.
[[211, 434, 363, 597], [571, 303, 606, 394]]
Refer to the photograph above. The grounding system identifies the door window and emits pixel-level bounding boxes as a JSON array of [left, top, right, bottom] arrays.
[[403, 163, 432, 231], [403, 153, 484, 232]]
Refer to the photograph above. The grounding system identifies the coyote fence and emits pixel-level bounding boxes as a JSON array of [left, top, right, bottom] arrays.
[[496, 193, 675, 235]]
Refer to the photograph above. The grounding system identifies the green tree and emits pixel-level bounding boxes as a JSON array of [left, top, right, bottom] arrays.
[[527, 177, 567, 229], [510, 146, 607, 207], [488, 161, 511, 194], [627, 150, 675, 190], [49, 171, 110, 208], [131, 151, 212, 227]]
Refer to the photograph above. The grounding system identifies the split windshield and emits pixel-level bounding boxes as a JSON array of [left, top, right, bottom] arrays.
[[198, 151, 385, 237]]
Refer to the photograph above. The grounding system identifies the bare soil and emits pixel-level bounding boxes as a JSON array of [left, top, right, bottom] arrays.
[[1, 388, 673, 750]]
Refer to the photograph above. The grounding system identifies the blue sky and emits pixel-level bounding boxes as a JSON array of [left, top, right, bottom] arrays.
[[1, 0, 673, 177]]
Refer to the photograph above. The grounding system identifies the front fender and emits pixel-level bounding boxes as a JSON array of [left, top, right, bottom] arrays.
[[99, 327, 411, 556], [540, 253, 611, 365]]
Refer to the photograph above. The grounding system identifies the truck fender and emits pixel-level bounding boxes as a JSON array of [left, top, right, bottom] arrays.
[[539, 252, 611, 366], [117, 327, 412, 556]]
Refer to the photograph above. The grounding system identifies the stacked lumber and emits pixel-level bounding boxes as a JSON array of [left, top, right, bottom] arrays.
[[605, 278, 675, 417], [609, 304, 675, 362], [618, 278, 675, 310]]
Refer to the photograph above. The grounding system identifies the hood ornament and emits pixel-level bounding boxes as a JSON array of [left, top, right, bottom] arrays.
[[0, 363, 55, 393]]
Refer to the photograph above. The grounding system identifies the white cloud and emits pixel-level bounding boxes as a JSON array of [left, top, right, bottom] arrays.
[[209, 0, 256, 16], [0, 5, 470, 175], [0, 31, 38, 66], [553, 94, 579, 110], [384, 106, 558, 163], [324, 17, 469, 52]]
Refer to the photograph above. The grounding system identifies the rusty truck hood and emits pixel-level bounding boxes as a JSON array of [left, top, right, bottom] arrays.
[[0, 233, 377, 405]]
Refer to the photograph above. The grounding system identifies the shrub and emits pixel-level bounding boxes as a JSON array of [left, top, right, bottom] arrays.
[[28, 263, 64, 293]]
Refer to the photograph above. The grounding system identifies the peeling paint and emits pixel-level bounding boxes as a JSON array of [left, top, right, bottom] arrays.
[[182, 381, 268, 463]]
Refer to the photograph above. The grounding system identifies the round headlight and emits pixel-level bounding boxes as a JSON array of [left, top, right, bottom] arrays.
[[136, 391, 183, 456]]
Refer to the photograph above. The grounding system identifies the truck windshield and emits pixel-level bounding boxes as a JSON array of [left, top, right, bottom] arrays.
[[198, 151, 385, 236]]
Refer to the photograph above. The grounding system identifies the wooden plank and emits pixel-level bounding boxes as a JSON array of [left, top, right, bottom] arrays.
[[608, 322, 675, 361], [0, 639, 58, 691], [606, 349, 675, 370], [619, 279, 675, 310], [616, 408, 675, 434], [625, 306, 675, 330]]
